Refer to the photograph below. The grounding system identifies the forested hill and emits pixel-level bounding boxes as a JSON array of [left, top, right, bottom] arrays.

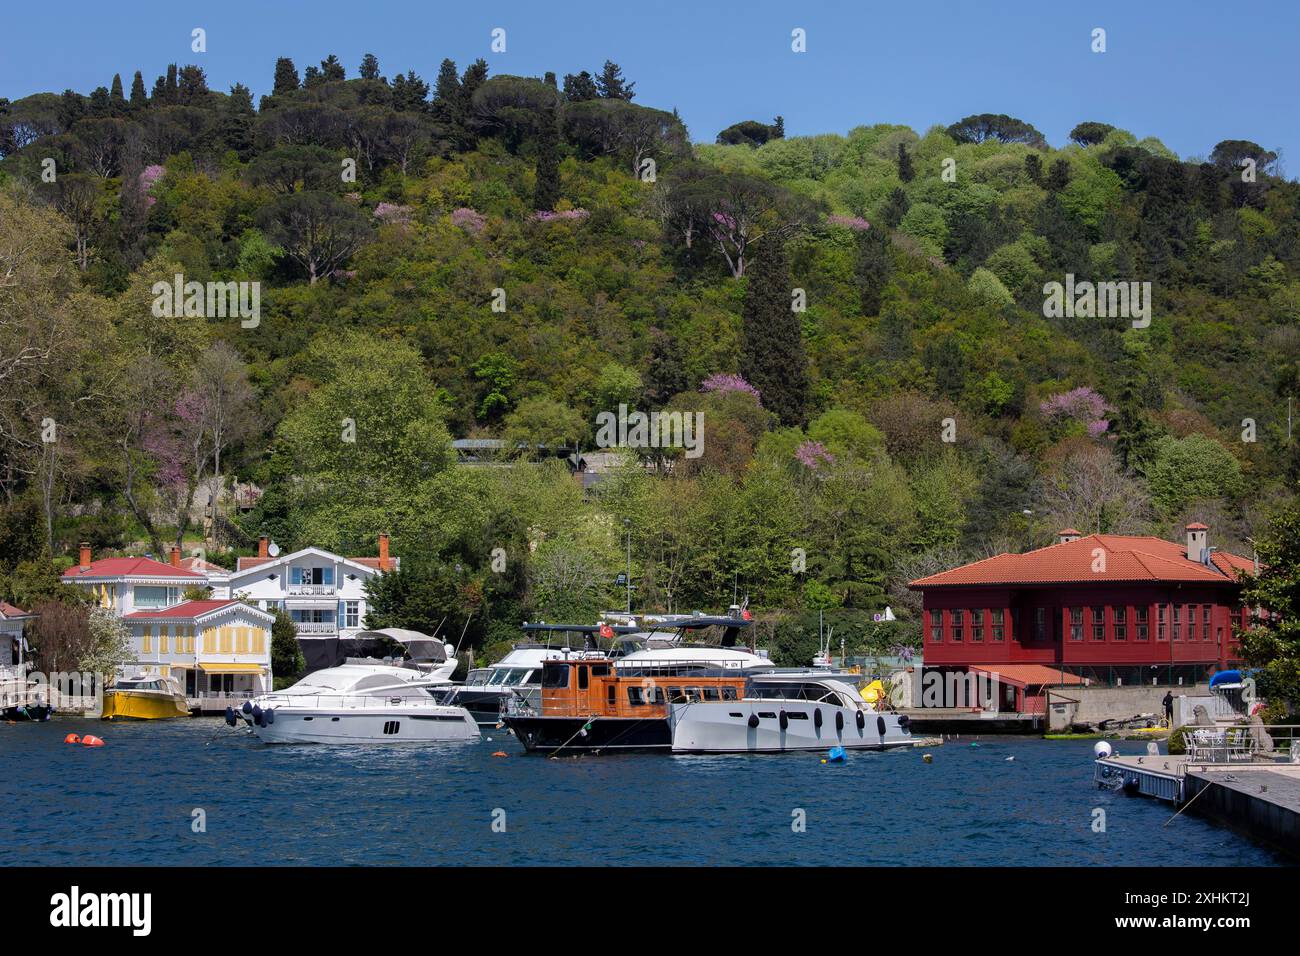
[[2, 53, 1298, 657]]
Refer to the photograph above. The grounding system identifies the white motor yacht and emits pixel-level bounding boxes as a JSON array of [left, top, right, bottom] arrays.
[[668, 672, 914, 753], [609, 607, 775, 676], [230, 628, 476, 743], [233, 662, 479, 744]]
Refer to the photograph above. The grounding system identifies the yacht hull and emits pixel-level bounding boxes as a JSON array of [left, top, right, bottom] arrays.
[[669, 701, 914, 753], [2, 702, 54, 721], [252, 707, 480, 744], [101, 689, 190, 720], [504, 715, 671, 752]]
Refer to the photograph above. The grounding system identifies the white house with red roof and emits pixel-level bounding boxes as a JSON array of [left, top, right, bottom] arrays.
[[215, 534, 398, 672], [120, 599, 275, 700], [62, 543, 207, 613], [907, 523, 1257, 712], [62, 543, 274, 701]]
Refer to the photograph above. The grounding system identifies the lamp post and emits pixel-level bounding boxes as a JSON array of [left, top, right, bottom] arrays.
[[624, 518, 632, 614]]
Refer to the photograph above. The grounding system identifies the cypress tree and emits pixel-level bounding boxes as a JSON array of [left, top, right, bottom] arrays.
[[359, 53, 380, 81], [532, 104, 561, 211], [272, 57, 300, 96], [896, 142, 914, 182], [740, 238, 808, 427], [129, 71, 147, 108], [109, 73, 125, 112], [855, 226, 893, 316], [165, 63, 178, 101], [880, 187, 910, 229]]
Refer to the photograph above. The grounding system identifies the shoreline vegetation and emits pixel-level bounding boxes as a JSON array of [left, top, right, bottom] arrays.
[[1, 55, 1298, 706]]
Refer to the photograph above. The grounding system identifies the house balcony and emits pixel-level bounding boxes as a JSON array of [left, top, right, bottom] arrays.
[[287, 584, 336, 596], [292, 621, 338, 636]]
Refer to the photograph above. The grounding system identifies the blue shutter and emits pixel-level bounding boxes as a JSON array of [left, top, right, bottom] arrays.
[[338, 601, 345, 627]]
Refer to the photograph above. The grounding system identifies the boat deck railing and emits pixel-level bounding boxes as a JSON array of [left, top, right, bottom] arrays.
[[248, 692, 446, 711]]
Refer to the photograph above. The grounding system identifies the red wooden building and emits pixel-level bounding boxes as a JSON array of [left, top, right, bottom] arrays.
[[908, 525, 1256, 709]]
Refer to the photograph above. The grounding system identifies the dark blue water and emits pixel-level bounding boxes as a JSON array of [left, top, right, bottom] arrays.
[[0, 720, 1286, 866]]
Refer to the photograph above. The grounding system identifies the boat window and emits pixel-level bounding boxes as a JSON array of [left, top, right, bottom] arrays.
[[627, 686, 646, 706], [590, 664, 610, 677], [541, 665, 569, 689], [684, 686, 701, 701], [703, 687, 720, 701], [577, 666, 589, 690], [721, 687, 738, 701], [649, 686, 665, 705], [607, 685, 616, 706], [667, 686, 683, 702]]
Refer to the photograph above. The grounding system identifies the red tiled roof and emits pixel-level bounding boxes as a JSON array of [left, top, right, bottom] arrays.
[[0, 601, 30, 618], [970, 664, 1088, 687], [62, 557, 205, 580], [123, 599, 259, 621], [909, 534, 1254, 588]]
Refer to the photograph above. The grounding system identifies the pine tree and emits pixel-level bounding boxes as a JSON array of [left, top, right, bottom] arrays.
[[596, 60, 635, 100], [896, 143, 914, 182], [532, 105, 561, 211], [1047, 158, 1071, 192], [129, 71, 147, 108], [319, 54, 345, 82], [740, 239, 808, 427], [359, 53, 380, 81], [771, 115, 785, 139], [562, 71, 598, 102], [645, 327, 688, 404], [1024, 153, 1043, 185], [272, 57, 300, 96]]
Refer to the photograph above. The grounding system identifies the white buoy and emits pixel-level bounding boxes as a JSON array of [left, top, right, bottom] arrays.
[[1094, 740, 1113, 758]]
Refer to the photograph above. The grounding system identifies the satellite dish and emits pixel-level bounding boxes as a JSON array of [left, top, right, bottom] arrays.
[[267, 541, 281, 557]]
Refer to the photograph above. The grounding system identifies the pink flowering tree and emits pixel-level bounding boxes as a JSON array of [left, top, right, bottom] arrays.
[[451, 208, 486, 234], [827, 214, 870, 231], [795, 439, 835, 471], [1041, 386, 1111, 438], [700, 372, 762, 405]]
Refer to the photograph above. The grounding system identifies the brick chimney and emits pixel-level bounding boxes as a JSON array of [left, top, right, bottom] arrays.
[[258, 534, 269, 558], [1186, 522, 1208, 564], [378, 533, 390, 571], [1058, 528, 1082, 544], [169, 546, 181, 568], [79, 542, 92, 567]]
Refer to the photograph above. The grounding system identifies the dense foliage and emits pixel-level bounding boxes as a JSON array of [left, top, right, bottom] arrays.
[[2, 53, 1297, 664]]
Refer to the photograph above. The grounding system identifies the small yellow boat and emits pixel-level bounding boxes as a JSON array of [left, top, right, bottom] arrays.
[[101, 675, 190, 720]]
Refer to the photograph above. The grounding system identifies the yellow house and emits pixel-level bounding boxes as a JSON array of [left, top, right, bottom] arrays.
[[122, 599, 276, 702]]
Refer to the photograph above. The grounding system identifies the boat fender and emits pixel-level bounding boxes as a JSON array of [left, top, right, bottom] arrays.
[[855, 710, 865, 732], [876, 715, 887, 738], [779, 711, 789, 731], [241, 700, 253, 715], [252, 704, 264, 727], [835, 711, 844, 733], [224, 706, 236, 727], [82, 735, 104, 747], [747, 714, 760, 729], [898, 714, 911, 729], [64, 733, 81, 744], [827, 746, 847, 764], [813, 708, 823, 729], [265, 708, 275, 725]]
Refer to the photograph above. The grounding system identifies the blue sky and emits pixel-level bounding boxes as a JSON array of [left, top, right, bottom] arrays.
[[4, 0, 1296, 171]]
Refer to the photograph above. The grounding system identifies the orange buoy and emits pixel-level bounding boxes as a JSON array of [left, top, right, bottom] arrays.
[[64, 733, 82, 744], [81, 734, 105, 747], [491, 751, 508, 757]]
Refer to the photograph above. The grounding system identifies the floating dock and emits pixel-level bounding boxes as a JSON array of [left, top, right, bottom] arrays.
[[1096, 752, 1300, 857]]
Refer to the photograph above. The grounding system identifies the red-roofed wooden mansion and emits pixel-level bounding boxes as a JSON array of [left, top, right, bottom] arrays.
[[908, 524, 1256, 712], [62, 543, 274, 699]]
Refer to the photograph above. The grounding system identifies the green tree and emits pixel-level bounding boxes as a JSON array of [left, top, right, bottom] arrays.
[[896, 142, 914, 182], [1147, 435, 1244, 515], [1236, 503, 1300, 712], [272, 57, 300, 95], [740, 238, 807, 427], [532, 103, 561, 211], [270, 608, 305, 686]]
